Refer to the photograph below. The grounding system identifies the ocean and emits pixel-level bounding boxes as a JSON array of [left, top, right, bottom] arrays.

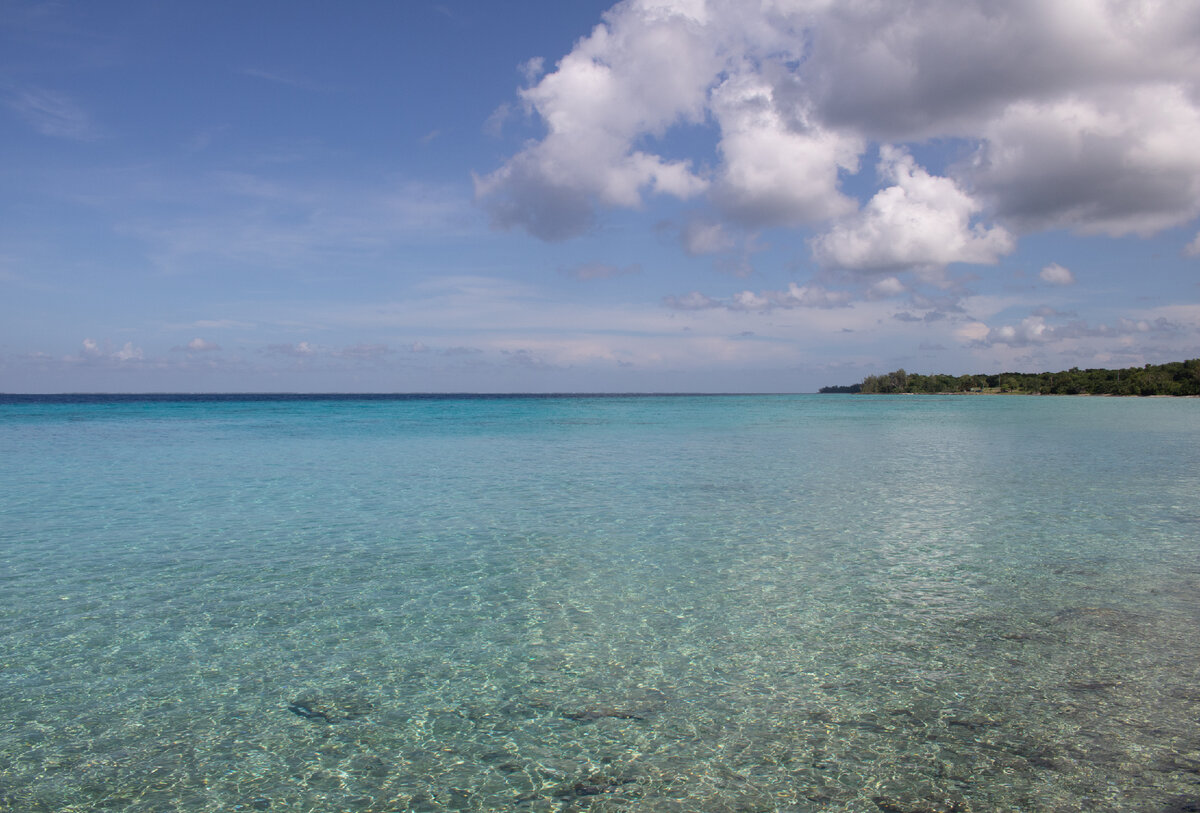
[[1, 394, 1198, 812]]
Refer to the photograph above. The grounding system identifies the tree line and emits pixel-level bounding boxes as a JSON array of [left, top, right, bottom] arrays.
[[819, 359, 1200, 396]]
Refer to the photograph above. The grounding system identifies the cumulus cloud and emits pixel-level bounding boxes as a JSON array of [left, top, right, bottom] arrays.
[[1039, 263, 1076, 286], [760, 283, 853, 310], [710, 71, 862, 226], [812, 147, 1014, 272], [970, 313, 1184, 348], [474, 0, 714, 240], [807, 2, 1200, 136], [955, 321, 991, 344], [72, 338, 144, 364], [868, 276, 906, 299], [113, 342, 143, 361], [982, 315, 1053, 347], [479, 0, 1200, 261], [970, 87, 1200, 236]]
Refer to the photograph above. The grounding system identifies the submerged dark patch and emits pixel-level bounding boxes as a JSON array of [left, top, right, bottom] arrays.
[[287, 704, 330, 723]]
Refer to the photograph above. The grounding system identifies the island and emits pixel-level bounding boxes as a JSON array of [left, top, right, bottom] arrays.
[[820, 359, 1200, 396]]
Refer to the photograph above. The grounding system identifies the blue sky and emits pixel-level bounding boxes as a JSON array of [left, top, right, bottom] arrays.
[[3, 0, 1199, 393]]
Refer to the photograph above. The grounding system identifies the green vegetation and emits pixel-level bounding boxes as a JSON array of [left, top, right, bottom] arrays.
[[819, 359, 1200, 396]]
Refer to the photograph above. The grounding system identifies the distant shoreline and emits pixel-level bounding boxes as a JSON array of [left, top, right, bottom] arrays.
[[821, 359, 1200, 397], [877, 391, 1199, 397]]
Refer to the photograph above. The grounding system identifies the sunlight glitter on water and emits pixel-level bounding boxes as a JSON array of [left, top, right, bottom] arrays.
[[2, 394, 1199, 812]]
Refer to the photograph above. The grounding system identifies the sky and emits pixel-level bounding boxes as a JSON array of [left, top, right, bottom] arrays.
[[2, 0, 1200, 393]]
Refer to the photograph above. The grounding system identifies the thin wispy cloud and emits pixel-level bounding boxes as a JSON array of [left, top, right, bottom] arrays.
[[113, 173, 478, 274], [240, 67, 334, 93], [559, 262, 641, 281], [6, 86, 100, 140]]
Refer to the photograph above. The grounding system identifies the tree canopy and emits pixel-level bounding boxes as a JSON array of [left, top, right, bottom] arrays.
[[820, 359, 1200, 396]]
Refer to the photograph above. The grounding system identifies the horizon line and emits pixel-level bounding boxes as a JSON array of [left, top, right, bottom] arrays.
[[0, 391, 823, 398]]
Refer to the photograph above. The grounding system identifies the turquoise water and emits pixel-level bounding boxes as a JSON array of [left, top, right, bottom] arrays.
[[1, 394, 1199, 812]]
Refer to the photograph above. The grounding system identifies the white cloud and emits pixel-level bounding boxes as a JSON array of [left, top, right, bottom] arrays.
[[186, 337, 221, 352], [767, 283, 853, 310], [969, 87, 1200, 236], [984, 315, 1052, 347], [955, 321, 991, 344], [72, 338, 144, 364], [729, 290, 770, 311], [806, 1, 1200, 138], [812, 147, 1014, 272], [113, 342, 143, 361], [474, 0, 716, 240], [479, 0, 1200, 255], [971, 312, 1187, 348], [1186, 232, 1200, 257], [710, 71, 861, 226], [868, 276, 906, 299], [1039, 263, 1076, 286]]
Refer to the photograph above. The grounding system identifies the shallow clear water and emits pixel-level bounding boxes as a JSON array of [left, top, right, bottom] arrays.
[[2, 394, 1199, 812]]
